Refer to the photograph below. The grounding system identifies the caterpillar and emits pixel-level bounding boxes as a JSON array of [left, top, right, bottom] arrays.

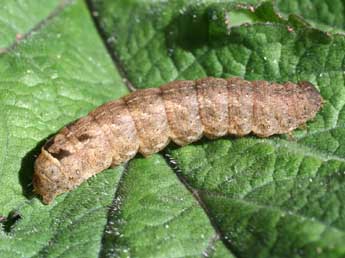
[[34, 77, 323, 204]]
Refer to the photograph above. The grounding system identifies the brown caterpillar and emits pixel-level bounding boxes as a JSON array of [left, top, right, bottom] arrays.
[[34, 77, 323, 204]]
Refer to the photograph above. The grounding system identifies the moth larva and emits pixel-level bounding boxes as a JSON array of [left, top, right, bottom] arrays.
[[34, 77, 323, 204]]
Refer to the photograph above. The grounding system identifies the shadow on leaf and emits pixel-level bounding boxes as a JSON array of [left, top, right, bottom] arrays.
[[18, 136, 52, 200], [165, 4, 236, 51]]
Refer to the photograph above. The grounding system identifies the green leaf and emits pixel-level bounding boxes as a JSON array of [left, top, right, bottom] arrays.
[[92, 0, 345, 257], [0, 0, 60, 49], [275, 0, 345, 33], [100, 155, 235, 258], [1, 0, 345, 257], [0, 0, 128, 213], [0, 0, 128, 256]]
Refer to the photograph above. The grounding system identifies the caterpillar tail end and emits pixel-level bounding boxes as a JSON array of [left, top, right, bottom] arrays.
[[299, 81, 324, 107]]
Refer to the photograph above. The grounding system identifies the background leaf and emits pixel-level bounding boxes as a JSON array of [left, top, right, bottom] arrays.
[[0, 0, 60, 49], [275, 0, 345, 33], [0, 0, 128, 257], [1, 0, 345, 257]]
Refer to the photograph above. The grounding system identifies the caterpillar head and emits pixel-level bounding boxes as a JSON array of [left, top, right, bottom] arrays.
[[33, 148, 69, 204], [33, 132, 81, 204], [33, 122, 113, 204]]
